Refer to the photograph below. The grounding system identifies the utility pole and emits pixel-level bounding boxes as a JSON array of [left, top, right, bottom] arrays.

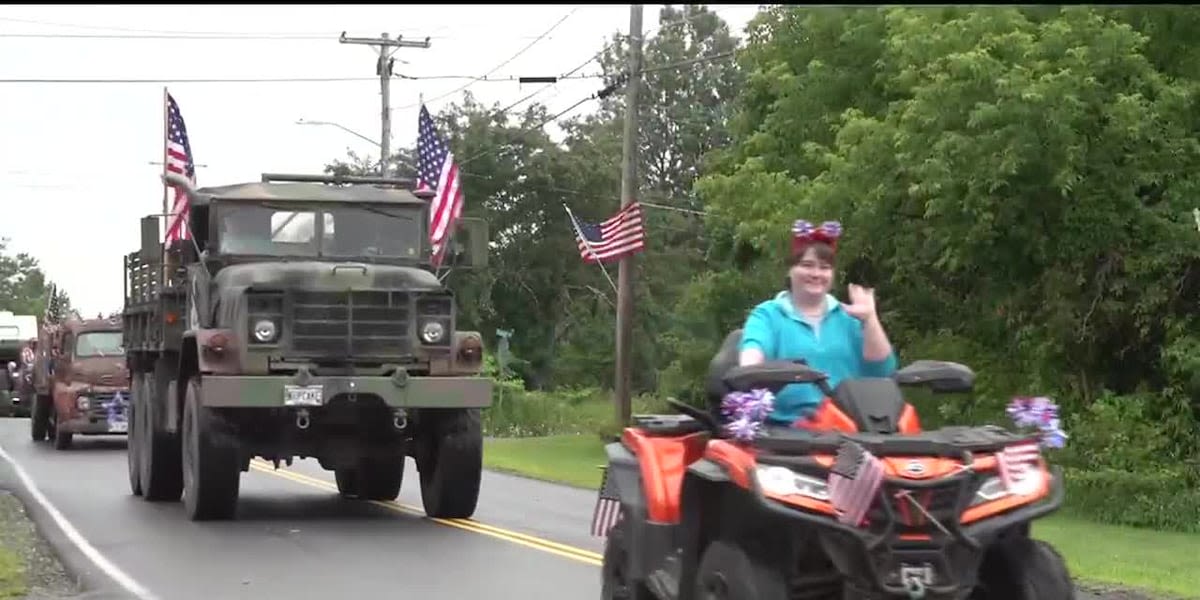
[[339, 32, 431, 178], [614, 4, 643, 428]]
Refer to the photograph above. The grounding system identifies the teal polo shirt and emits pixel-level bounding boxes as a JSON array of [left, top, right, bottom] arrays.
[[738, 291, 899, 424]]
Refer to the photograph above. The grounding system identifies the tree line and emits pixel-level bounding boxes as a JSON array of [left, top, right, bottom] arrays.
[[326, 5, 1200, 531], [0, 238, 72, 323]]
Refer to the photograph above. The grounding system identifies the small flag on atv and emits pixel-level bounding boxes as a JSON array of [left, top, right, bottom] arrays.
[[590, 467, 622, 537], [827, 440, 886, 527], [997, 442, 1041, 493]]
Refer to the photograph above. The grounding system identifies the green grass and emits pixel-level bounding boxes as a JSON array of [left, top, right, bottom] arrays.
[[483, 434, 1200, 599], [0, 547, 24, 599]]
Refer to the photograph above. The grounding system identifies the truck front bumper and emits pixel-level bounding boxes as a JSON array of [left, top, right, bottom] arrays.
[[198, 374, 493, 409]]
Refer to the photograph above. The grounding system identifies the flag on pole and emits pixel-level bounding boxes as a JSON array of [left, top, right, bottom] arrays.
[[997, 441, 1041, 493], [415, 104, 464, 269], [569, 202, 645, 264], [164, 92, 196, 244], [827, 440, 886, 526]]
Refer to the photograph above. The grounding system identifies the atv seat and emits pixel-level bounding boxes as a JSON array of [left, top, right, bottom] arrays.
[[831, 378, 907, 434], [705, 328, 744, 423]]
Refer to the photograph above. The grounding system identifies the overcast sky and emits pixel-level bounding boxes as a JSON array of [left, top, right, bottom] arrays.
[[0, 3, 761, 317]]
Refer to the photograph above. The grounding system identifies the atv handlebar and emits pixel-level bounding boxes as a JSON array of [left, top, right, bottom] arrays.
[[723, 360, 836, 397], [724, 359, 976, 397]]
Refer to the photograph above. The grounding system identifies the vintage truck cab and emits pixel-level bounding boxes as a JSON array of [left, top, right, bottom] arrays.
[[29, 315, 130, 449]]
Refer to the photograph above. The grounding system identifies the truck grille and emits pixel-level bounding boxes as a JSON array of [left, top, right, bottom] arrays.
[[290, 291, 411, 357]]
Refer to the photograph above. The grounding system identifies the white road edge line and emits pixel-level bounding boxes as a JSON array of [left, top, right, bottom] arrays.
[[0, 443, 158, 600]]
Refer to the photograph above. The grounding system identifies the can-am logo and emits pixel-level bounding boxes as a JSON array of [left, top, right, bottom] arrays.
[[903, 460, 926, 475]]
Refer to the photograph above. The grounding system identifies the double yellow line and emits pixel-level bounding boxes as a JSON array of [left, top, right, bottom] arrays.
[[247, 459, 604, 567]]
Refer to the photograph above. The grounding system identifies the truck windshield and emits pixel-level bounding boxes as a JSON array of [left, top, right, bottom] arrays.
[[217, 204, 423, 259], [321, 205, 423, 258], [75, 331, 123, 358], [218, 205, 320, 257]]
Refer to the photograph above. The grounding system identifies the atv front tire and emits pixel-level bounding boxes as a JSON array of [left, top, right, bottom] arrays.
[[973, 536, 1075, 600], [694, 540, 788, 600], [415, 408, 482, 519], [601, 516, 655, 600]]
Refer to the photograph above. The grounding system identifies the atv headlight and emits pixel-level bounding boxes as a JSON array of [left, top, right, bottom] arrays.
[[755, 466, 830, 501], [970, 469, 1046, 506]]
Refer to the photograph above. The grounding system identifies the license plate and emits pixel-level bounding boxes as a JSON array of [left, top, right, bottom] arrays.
[[108, 420, 128, 433], [284, 384, 324, 406]]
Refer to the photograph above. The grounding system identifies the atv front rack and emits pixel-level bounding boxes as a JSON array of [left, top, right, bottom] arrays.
[[753, 424, 1039, 458], [746, 458, 1066, 598]]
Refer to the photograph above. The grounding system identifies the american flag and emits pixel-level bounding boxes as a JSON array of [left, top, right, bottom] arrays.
[[827, 440, 886, 527], [569, 202, 645, 264], [590, 466, 623, 537], [415, 105, 463, 268], [164, 91, 196, 244], [997, 442, 1041, 493]]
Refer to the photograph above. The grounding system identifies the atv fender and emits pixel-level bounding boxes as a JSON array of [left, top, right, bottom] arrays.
[[602, 442, 660, 582], [676, 460, 733, 600]]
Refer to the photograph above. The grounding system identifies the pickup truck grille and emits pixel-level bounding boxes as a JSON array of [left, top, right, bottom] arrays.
[[290, 291, 411, 357]]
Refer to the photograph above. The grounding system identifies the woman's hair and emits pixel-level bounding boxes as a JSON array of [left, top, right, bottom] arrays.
[[790, 241, 837, 267]]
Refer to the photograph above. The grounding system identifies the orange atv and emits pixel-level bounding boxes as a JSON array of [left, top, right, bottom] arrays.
[[593, 330, 1072, 600]]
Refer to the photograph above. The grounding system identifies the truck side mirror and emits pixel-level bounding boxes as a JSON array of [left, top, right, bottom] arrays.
[[449, 217, 489, 269]]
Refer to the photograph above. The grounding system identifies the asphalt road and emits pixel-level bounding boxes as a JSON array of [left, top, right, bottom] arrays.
[[0, 419, 601, 600], [0, 419, 1106, 600]]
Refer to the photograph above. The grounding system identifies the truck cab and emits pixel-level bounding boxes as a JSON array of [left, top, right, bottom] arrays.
[[29, 316, 130, 449], [124, 172, 492, 521], [0, 311, 37, 417]]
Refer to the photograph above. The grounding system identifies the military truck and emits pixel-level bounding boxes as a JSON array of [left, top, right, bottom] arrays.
[[124, 172, 492, 521], [0, 311, 37, 417], [28, 315, 130, 449]]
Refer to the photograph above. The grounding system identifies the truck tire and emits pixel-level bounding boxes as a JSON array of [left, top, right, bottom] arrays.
[[29, 394, 49, 442], [335, 453, 405, 501], [138, 371, 183, 502], [416, 408, 483, 519], [127, 375, 143, 496], [181, 377, 241, 521], [52, 422, 72, 450]]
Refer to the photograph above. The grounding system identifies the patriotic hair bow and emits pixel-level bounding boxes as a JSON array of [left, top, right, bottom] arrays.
[[720, 389, 775, 442], [1007, 396, 1068, 449], [792, 219, 843, 257]]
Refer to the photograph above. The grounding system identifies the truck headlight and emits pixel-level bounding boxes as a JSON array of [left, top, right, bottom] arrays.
[[420, 321, 445, 344], [253, 319, 278, 343], [755, 466, 830, 501], [76, 396, 90, 410]]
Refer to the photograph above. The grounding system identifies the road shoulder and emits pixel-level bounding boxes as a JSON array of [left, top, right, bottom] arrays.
[[0, 445, 146, 600]]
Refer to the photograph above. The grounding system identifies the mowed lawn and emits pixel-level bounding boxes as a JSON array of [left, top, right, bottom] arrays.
[[483, 434, 1200, 599]]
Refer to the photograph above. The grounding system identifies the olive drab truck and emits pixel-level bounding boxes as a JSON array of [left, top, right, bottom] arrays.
[[124, 172, 492, 521], [0, 311, 37, 417], [28, 314, 130, 449]]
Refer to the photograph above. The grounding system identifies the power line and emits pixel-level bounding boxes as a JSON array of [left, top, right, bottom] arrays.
[[0, 72, 607, 85], [396, 7, 579, 111], [0, 31, 569, 41], [412, 7, 737, 121], [0, 76, 384, 84]]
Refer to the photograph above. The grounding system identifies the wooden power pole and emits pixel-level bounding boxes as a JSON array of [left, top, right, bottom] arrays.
[[615, 4, 643, 427], [339, 32, 431, 178]]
